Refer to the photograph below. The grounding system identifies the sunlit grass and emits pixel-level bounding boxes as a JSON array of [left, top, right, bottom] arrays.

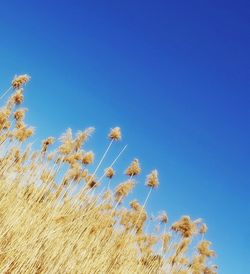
[[0, 74, 217, 273]]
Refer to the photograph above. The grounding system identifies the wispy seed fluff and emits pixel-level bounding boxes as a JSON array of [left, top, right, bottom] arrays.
[[157, 211, 168, 224], [74, 127, 95, 151], [82, 151, 94, 165], [14, 108, 27, 122], [105, 167, 115, 179], [14, 125, 34, 142], [130, 199, 141, 211], [41, 137, 55, 153], [199, 223, 208, 234], [125, 158, 141, 176], [108, 127, 122, 141], [11, 89, 24, 105], [12, 74, 31, 89], [115, 179, 135, 203], [0, 108, 11, 130], [146, 169, 159, 188], [197, 240, 215, 257], [85, 175, 99, 189], [171, 216, 196, 238], [204, 265, 218, 274], [162, 233, 171, 253]]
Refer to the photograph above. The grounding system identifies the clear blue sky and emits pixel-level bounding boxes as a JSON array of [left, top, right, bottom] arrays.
[[0, 1, 249, 273]]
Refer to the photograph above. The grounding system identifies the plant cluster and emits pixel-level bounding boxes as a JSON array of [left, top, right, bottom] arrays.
[[0, 75, 217, 273]]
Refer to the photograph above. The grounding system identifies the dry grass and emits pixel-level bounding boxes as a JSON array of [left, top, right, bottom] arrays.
[[0, 74, 217, 273]]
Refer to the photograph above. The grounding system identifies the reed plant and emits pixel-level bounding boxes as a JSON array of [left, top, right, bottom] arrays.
[[0, 75, 217, 273]]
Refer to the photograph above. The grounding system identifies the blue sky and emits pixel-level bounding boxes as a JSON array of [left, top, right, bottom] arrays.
[[0, 1, 249, 272]]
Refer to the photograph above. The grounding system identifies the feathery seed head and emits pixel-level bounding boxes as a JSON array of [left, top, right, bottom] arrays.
[[104, 167, 115, 179], [157, 211, 168, 224], [64, 164, 83, 184], [146, 169, 159, 188], [199, 223, 208, 234], [74, 127, 95, 151], [42, 137, 55, 153], [12, 74, 30, 89], [108, 127, 122, 141], [0, 108, 11, 130], [130, 199, 141, 211], [204, 265, 218, 274], [14, 125, 34, 142], [82, 151, 94, 165], [171, 216, 197, 238], [85, 175, 99, 189], [14, 108, 27, 121], [125, 158, 141, 176], [58, 128, 74, 154], [197, 240, 215, 257], [115, 180, 135, 203], [11, 89, 24, 104]]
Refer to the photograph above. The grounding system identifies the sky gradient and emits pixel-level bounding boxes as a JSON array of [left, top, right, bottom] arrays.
[[0, 1, 249, 273]]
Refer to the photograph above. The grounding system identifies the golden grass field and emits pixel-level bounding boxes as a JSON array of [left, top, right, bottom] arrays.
[[0, 75, 217, 273]]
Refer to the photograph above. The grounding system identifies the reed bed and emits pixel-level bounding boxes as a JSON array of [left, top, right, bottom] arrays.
[[0, 74, 217, 273]]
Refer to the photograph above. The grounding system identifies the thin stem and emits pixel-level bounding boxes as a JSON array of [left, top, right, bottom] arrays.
[[161, 222, 167, 255], [0, 86, 12, 100], [142, 187, 152, 209], [74, 139, 114, 205], [134, 187, 153, 229], [98, 144, 127, 182], [92, 139, 114, 177]]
